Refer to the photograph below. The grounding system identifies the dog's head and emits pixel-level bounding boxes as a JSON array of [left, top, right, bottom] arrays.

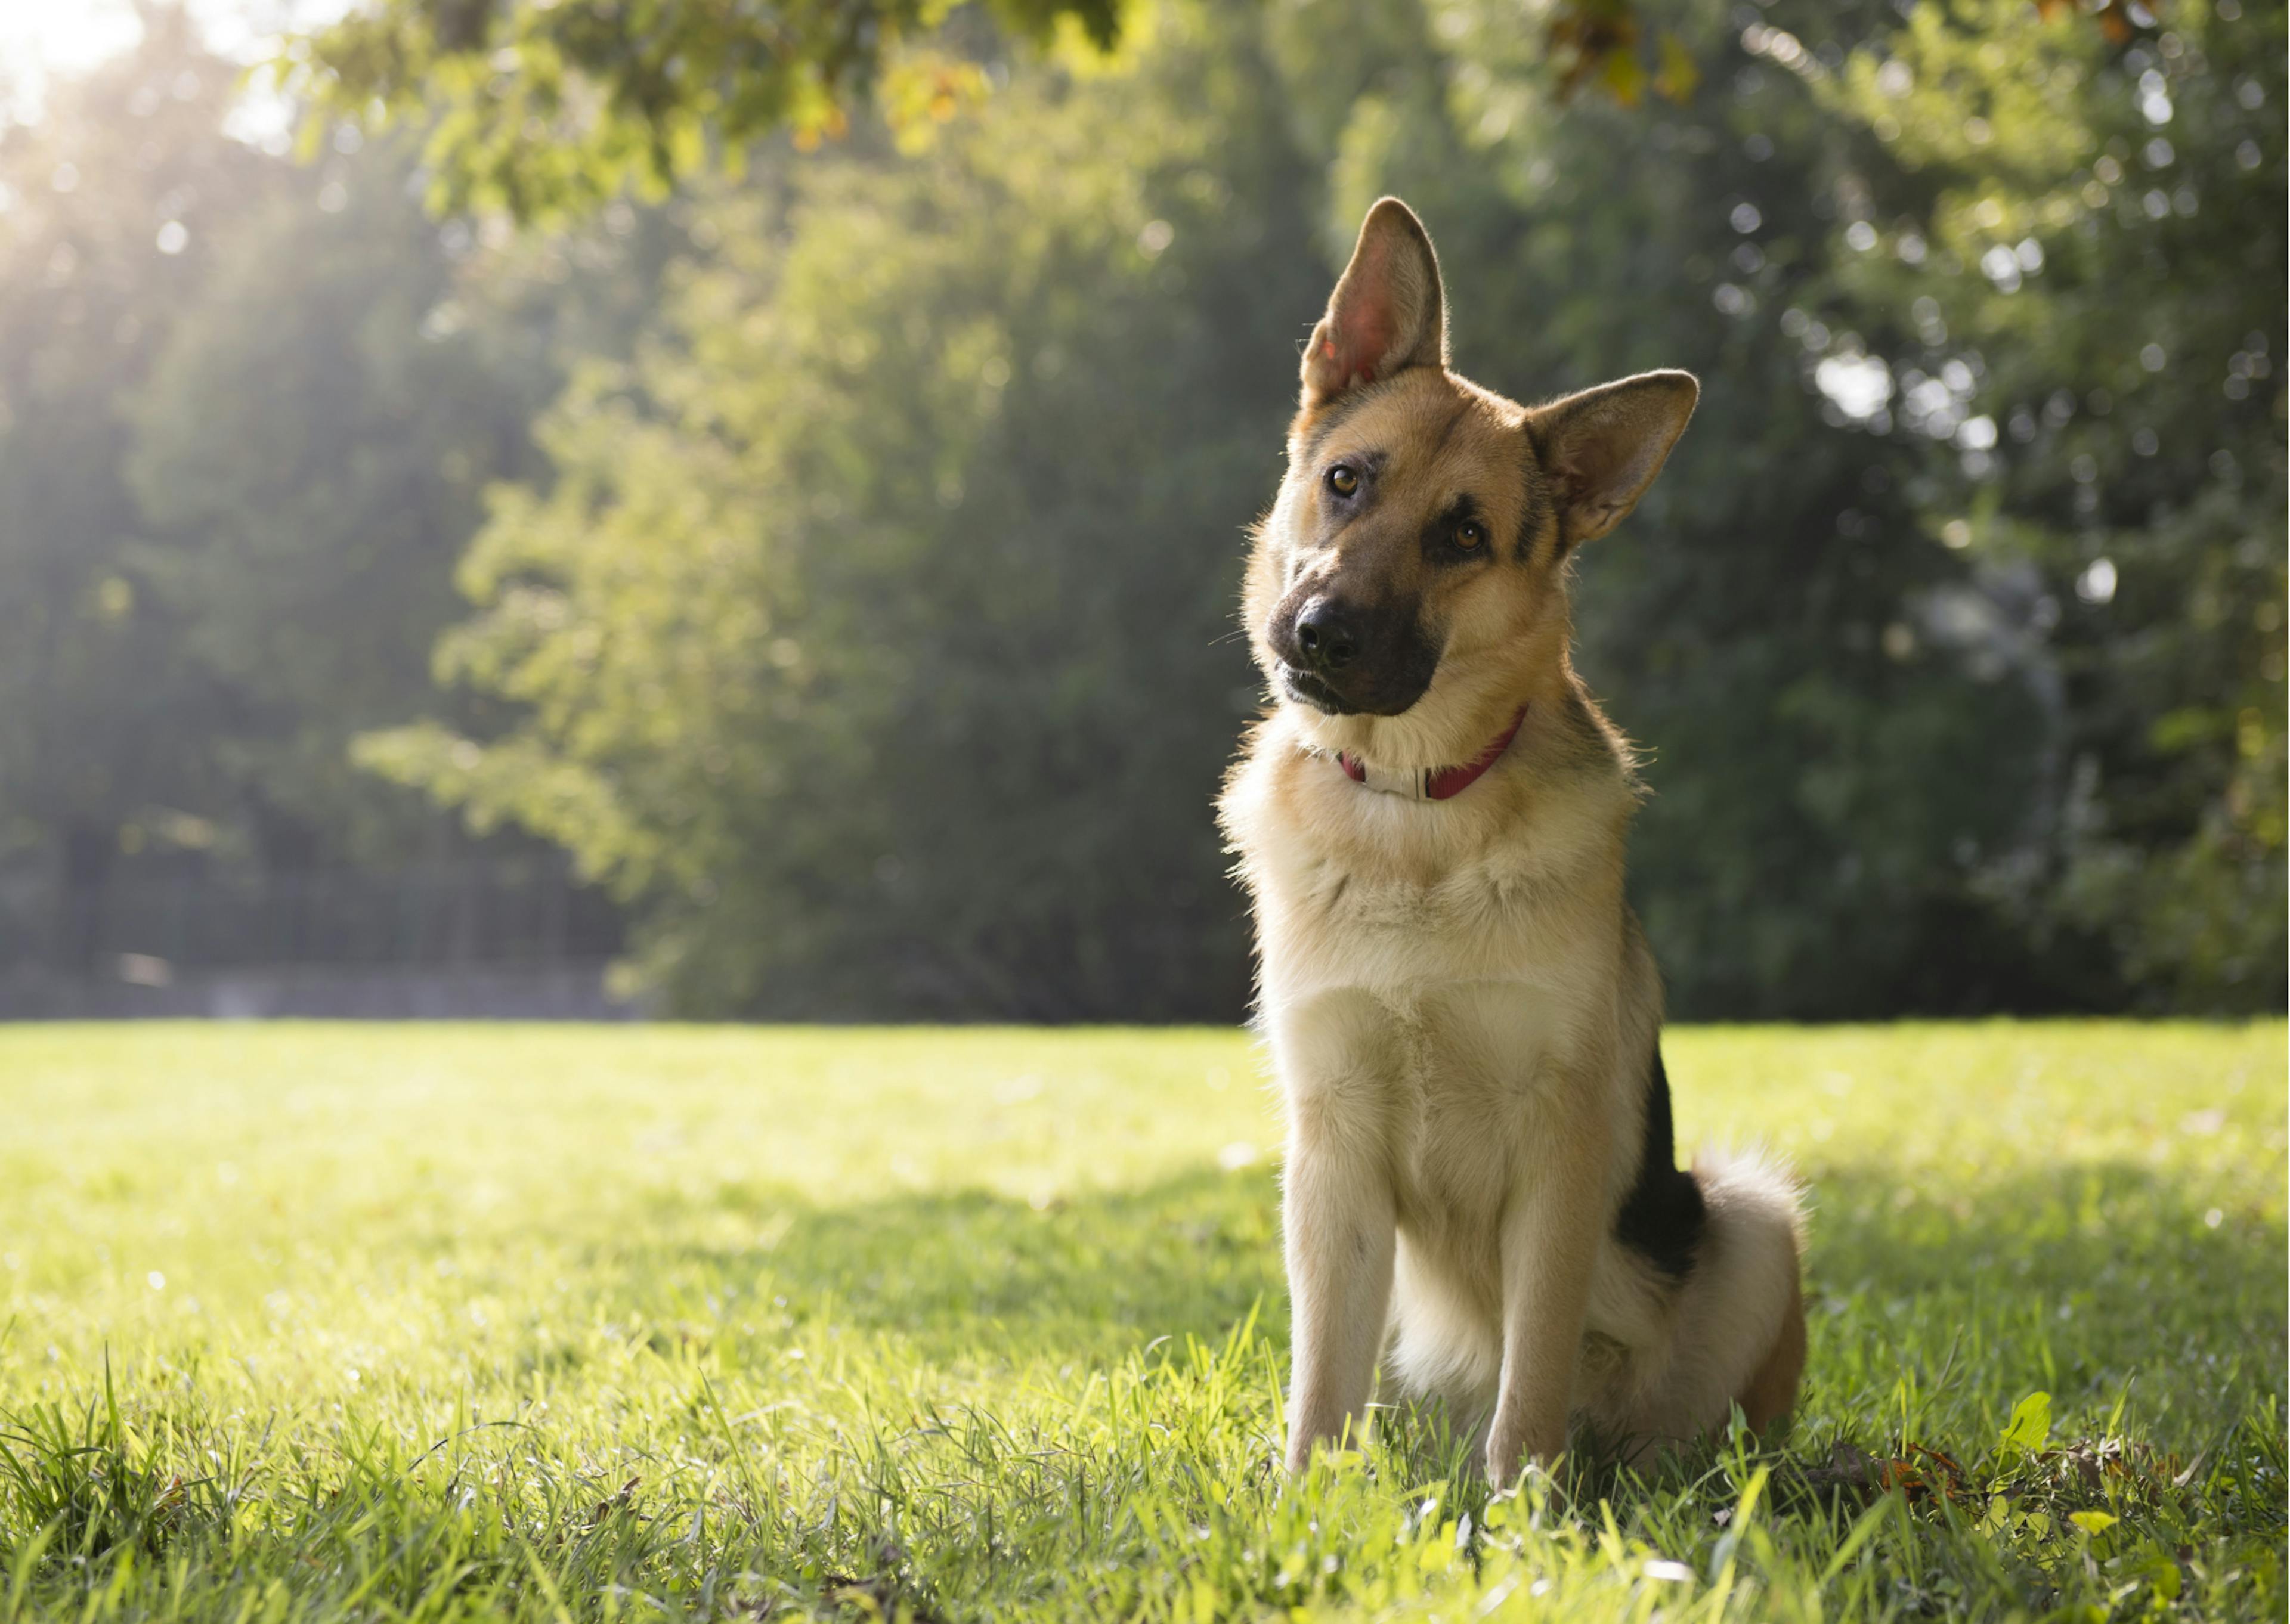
[[1245, 198, 1697, 764]]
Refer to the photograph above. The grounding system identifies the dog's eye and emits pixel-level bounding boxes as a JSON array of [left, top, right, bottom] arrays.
[[1455, 522, 1486, 551], [1327, 465, 1360, 497]]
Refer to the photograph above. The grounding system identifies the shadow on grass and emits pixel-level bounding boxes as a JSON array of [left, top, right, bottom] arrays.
[[1803, 1160, 2284, 1438], [614, 1166, 1285, 1365], [611, 1155, 2283, 1433]]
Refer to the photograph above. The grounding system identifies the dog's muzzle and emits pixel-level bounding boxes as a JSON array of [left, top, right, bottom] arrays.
[[1269, 594, 1440, 716]]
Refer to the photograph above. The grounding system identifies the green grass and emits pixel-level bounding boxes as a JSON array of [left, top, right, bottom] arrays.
[[0, 1021, 2281, 1622]]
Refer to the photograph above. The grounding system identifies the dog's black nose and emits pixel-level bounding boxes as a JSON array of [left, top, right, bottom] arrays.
[[1294, 600, 1361, 673]]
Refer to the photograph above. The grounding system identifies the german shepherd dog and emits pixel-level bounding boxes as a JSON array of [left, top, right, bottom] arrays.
[[1220, 199, 1805, 1482]]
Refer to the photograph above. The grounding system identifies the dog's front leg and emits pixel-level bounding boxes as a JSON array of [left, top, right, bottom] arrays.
[[1276, 1002, 1397, 1473], [1283, 1124, 1395, 1470], [1485, 1077, 1608, 1482]]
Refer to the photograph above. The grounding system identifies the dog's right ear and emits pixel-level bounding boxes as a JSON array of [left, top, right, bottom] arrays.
[[1301, 198, 1447, 410]]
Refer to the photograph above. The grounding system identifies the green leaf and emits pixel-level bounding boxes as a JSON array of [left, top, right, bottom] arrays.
[[2067, 1509, 2116, 1536], [1998, 1391, 2052, 1458]]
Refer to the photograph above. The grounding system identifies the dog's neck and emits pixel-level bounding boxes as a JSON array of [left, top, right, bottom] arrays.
[[1300, 704, 1529, 801]]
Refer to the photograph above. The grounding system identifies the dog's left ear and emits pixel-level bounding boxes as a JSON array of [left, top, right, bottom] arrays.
[[1528, 370, 1700, 546]]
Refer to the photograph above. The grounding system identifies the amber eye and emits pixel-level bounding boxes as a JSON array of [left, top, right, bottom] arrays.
[[1455, 521, 1487, 551], [1327, 464, 1360, 497]]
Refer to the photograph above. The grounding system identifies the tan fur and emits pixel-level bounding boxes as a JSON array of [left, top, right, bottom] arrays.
[[1220, 199, 1805, 1481], [1737, 1244, 1808, 1434]]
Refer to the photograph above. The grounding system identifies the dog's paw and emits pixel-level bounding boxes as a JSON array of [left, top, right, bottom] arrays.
[[1483, 1417, 1564, 1485]]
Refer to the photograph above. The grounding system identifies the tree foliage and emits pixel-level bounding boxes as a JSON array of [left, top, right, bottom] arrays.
[[361, 4, 1318, 1015], [1818, 0, 2286, 1004], [0, 13, 266, 889], [358, 0, 2284, 1018], [285, 0, 2168, 220], [4, 0, 2278, 1016], [287, 0, 1127, 217], [125, 136, 547, 864], [0, 16, 635, 906]]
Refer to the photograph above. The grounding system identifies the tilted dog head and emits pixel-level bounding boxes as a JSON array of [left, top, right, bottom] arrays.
[[1244, 197, 1698, 766]]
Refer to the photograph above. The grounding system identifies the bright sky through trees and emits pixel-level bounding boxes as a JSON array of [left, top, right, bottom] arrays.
[[0, 0, 146, 97], [0, 0, 339, 123]]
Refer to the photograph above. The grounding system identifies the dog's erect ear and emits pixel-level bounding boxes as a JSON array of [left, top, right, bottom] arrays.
[[1528, 370, 1700, 546], [1301, 198, 1447, 409]]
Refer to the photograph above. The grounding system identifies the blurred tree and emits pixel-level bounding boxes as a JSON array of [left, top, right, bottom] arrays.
[[1818, 0, 2286, 1009], [7, 0, 2271, 1015], [0, 10, 663, 934], [286, 0, 2162, 221], [360, 3, 1316, 1016], [122, 129, 648, 867], [0, 12, 262, 928], [287, 0, 1127, 216], [364, 0, 2284, 1018], [123, 138, 513, 865]]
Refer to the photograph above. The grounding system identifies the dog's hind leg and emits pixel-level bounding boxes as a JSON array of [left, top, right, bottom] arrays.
[[1735, 1253, 1806, 1434], [1593, 1149, 1804, 1449], [1675, 1148, 1805, 1438]]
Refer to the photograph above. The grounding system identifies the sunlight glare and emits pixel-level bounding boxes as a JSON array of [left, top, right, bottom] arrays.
[[0, 0, 348, 123]]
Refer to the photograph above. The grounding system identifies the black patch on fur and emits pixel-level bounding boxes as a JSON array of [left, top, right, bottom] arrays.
[[1614, 1044, 1707, 1279], [1421, 494, 1489, 566], [1515, 439, 1554, 563]]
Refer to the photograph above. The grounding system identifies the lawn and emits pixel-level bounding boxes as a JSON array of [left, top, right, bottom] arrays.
[[0, 1021, 2281, 1622]]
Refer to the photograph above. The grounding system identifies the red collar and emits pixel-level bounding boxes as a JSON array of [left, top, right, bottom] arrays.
[[1331, 706, 1527, 801]]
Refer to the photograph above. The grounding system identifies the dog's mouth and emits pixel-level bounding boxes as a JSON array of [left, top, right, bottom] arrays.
[[1276, 660, 1438, 718], [1277, 663, 1356, 715]]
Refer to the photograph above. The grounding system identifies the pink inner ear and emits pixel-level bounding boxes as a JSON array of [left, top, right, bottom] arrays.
[[1323, 242, 1401, 386], [1328, 310, 1395, 384]]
